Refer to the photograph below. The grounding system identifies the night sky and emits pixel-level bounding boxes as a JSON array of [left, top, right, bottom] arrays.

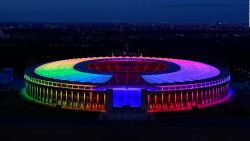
[[0, 0, 248, 24]]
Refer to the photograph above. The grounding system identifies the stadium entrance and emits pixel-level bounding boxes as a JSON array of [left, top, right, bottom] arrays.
[[112, 88, 141, 107]]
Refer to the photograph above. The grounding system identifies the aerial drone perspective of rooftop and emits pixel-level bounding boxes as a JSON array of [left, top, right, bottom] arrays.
[[1, 0, 250, 140]]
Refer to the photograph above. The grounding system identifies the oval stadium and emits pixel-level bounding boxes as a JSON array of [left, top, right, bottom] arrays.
[[24, 57, 231, 113]]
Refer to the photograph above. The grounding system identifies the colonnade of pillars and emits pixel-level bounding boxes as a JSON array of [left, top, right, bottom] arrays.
[[25, 82, 106, 112], [147, 83, 229, 112]]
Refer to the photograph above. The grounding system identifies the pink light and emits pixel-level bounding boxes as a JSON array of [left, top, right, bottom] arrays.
[[142, 58, 220, 84], [147, 88, 233, 113]]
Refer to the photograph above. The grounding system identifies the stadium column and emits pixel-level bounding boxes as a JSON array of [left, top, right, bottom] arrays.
[[71, 91, 74, 107], [161, 93, 164, 106], [36, 86, 42, 100], [214, 87, 217, 101], [168, 93, 171, 108], [32, 85, 34, 98], [191, 91, 194, 106], [211, 88, 214, 102], [90, 92, 93, 109], [37, 85, 39, 99], [212, 87, 215, 102], [206, 89, 209, 104], [83, 92, 86, 109], [186, 91, 189, 107], [97, 93, 99, 109], [215, 87, 217, 101], [45, 88, 49, 103], [37, 85, 40, 100], [39, 86, 42, 100], [180, 92, 183, 107], [46, 87, 50, 103], [196, 90, 199, 106], [39, 87, 42, 102], [215, 87, 217, 102], [60, 90, 63, 106], [36, 86, 41, 100], [50, 88, 53, 104], [34, 85, 37, 99], [48, 88, 50, 104], [204, 89, 206, 104], [39, 86, 41, 101], [217, 87, 220, 99], [65, 91, 68, 106], [55, 89, 58, 105], [77, 92, 80, 108], [42, 87, 45, 102], [174, 92, 177, 108], [104, 93, 106, 111], [205, 88, 209, 104], [216, 87, 218, 101], [46, 87, 49, 103], [40, 86, 42, 101], [201, 90, 204, 105], [44, 87, 46, 103], [208, 89, 211, 103], [34, 85, 36, 99], [65, 90, 68, 106], [200, 89, 203, 104], [210, 88, 213, 103]]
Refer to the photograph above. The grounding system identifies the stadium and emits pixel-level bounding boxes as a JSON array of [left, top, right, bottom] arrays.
[[24, 57, 231, 113]]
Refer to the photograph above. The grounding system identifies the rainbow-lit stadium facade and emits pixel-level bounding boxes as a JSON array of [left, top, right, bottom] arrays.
[[24, 57, 231, 113]]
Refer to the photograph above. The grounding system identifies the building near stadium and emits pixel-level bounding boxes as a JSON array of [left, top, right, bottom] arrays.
[[24, 57, 231, 115]]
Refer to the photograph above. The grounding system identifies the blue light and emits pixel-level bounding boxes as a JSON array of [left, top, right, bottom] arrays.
[[113, 88, 141, 107]]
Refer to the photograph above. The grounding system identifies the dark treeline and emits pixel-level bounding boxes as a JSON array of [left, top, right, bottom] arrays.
[[0, 23, 250, 76]]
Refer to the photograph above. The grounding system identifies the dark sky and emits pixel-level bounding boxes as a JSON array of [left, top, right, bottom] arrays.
[[0, 0, 248, 24]]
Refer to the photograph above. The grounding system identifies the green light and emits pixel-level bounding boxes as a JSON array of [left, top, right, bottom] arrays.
[[35, 58, 112, 83]]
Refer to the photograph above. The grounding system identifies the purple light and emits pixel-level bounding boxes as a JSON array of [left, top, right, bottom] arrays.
[[113, 88, 141, 107], [142, 58, 220, 84], [24, 57, 231, 113]]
